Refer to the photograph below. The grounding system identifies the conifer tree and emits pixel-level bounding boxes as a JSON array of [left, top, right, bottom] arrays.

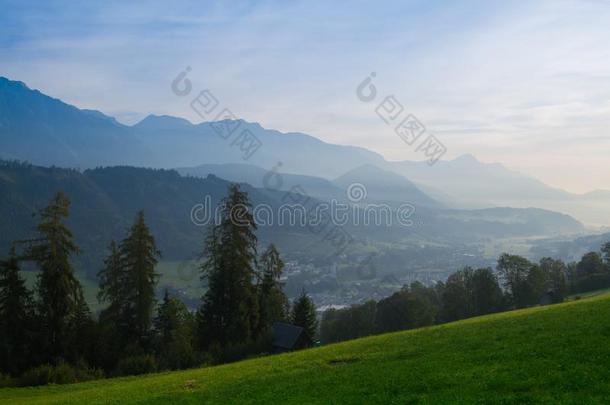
[[154, 290, 179, 347], [197, 184, 259, 350], [68, 292, 97, 365], [27, 192, 86, 359], [98, 241, 124, 325], [118, 211, 160, 345], [291, 290, 318, 342], [153, 290, 195, 370], [0, 247, 33, 374], [257, 244, 288, 334]]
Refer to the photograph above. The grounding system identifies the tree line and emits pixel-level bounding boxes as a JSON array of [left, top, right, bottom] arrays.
[[2, 183, 610, 386], [0, 185, 317, 386], [320, 244, 610, 344]]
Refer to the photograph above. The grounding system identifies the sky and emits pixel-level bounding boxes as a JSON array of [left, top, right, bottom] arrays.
[[1, 0, 609, 193]]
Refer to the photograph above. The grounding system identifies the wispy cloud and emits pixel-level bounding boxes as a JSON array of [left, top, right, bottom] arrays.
[[0, 0, 609, 192]]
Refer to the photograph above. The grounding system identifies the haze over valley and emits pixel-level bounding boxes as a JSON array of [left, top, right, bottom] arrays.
[[1, 77, 607, 311]]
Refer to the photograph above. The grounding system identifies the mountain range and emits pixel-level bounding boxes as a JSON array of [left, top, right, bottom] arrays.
[[1, 76, 609, 226], [0, 161, 585, 283]]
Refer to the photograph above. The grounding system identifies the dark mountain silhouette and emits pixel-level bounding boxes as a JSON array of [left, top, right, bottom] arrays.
[[0, 77, 384, 175], [0, 77, 152, 168]]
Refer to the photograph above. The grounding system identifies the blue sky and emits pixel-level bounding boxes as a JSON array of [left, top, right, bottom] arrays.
[[1, 0, 610, 192]]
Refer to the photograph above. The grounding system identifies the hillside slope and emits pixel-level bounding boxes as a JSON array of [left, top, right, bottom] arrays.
[[176, 163, 345, 199], [0, 162, 585, 273], [3, 293, 610, 404]]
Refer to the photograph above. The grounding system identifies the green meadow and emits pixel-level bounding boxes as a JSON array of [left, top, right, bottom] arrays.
[[3, 292, 610, 404]]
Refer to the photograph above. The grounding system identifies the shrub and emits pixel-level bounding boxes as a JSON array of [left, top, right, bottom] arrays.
[[19, 364, 54, 387], [18, 362, 103, 387], [158, 335, 197, 371], [217, 335, 272, 364], [0, 372, 14, 388], [571, 273, 610, 294], [114, 354, 158, 376]]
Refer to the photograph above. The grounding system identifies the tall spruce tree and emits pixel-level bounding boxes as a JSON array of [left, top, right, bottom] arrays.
[[68, 292, 97, 365], [0, 247, 33, 374], [197, 184, 259, 350], [118, 211, 160, 345], [98, 241, 124, 325], [291, 290, 318, 342], [154, 290, 176, 348], [96, 240, 126, 369], [257, 244, 288, 334], [27, 192, 87, 360]]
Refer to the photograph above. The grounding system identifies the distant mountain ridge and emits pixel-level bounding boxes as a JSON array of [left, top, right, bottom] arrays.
[[385, 154, 610, 227], [0, 77, 385, 174], [176, 163, 345, 200], [177, 163, 442, 208], [1, 76, 609, 225], [0, 77, 152, 167], [333, 164, 442, 208], [0, 161, 585, 278]]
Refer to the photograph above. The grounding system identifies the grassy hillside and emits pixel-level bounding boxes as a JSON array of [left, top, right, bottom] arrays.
[[3, 293, 610, 404]]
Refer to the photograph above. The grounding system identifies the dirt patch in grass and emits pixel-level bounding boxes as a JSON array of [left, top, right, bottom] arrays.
[[328, 357, 361, 366]]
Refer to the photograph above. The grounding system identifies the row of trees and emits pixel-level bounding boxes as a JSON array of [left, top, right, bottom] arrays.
[[0, 185, 317, 385], [3, 184, 609, 383], [321, 246, 610, 344], [194, 185, 316, 361], [0, 192, 91, 376]]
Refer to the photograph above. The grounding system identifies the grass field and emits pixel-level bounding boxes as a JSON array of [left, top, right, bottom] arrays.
[[3, 293, 610, 404]]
